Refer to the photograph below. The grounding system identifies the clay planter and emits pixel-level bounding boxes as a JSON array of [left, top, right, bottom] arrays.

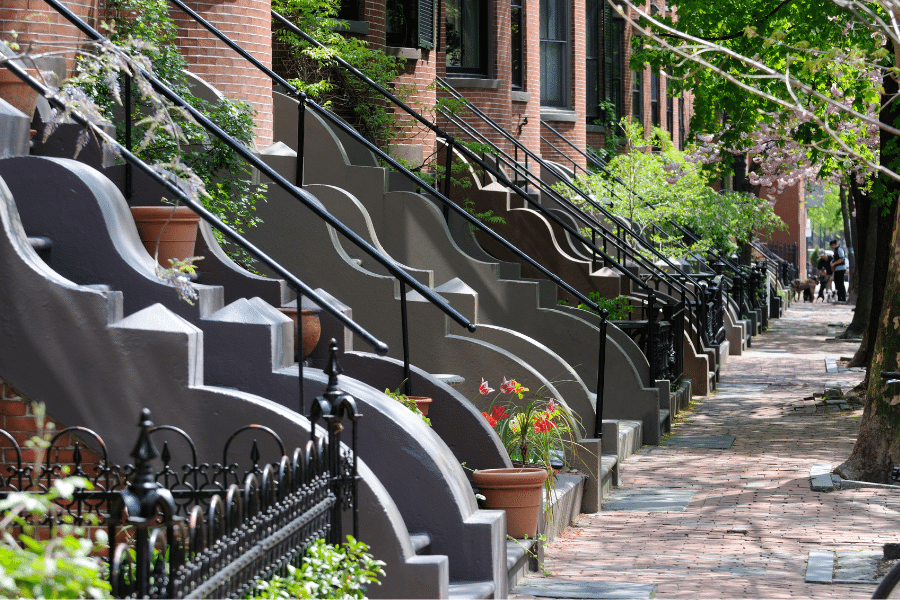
[[130, 206, 201, 268], [0, 68, 40, 119], [278, 306, 322, 362], [408, 396, 432, 417], [472, 467, 548, 538]]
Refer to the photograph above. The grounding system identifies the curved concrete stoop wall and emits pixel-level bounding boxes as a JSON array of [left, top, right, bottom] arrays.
[[0, 168, 442, 598]]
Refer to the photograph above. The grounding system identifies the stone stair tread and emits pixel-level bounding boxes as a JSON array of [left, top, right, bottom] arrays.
[[409, 532, 431, 555], [506, 538, 535, 571], [447, 580, 495, 599]]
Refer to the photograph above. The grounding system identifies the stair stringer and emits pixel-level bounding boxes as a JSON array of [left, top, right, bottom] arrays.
[[0, 156, 225, 321], [0, 173, 442, 599]]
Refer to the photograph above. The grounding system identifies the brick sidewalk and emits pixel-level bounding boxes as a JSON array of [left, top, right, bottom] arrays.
[[519, 301, 898, 599]]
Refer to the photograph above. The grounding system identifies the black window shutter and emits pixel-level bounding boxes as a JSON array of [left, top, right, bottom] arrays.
[[603, 1, 613, 102], [418, 0, 435, 50]]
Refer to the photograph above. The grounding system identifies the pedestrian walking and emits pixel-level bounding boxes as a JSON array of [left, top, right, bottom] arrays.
[[830, 239, 847, 302]]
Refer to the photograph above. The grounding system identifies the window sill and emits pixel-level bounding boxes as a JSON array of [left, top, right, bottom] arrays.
[[385, 46, 423, 60], [540, 108, 577, 122], [330, 20, 369, 35], [586, 124, 605, 133], [511, 91, 531, 103], [444, 77, 502, 90]]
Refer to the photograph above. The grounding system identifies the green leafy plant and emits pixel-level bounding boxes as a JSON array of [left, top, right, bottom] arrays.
[[559, 292, 634, 321], [384, 384, 431, 426], [0, 403, 111, 599], [69, 0, 266, 271], [272, 0, 407, 148], [247, 536, 385, 599]]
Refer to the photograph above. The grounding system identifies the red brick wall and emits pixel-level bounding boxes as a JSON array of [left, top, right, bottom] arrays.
[[0, 0, 100, 74], [172, 0, 274, 147], [762, 181, 807, 270], [0, 378, 103, 471]]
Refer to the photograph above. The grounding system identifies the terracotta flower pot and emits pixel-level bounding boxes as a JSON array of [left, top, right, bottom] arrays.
[[472, 467, 548, 538], [278, 306, 322, 362], [408, 396, 432, 417], [130, 205, 201, 268], [0, 68, 40, 120]]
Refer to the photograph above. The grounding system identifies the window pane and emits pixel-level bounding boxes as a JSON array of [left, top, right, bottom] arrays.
[[446, 0, 486, 73], [511, 1, 523, 88], [540, 0, 568, 106]]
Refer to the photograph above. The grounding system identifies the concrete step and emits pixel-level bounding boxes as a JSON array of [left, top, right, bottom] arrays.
[[447, 581, 495, 599], [507, 538, 537, 591], [409, 533, 432, 555]]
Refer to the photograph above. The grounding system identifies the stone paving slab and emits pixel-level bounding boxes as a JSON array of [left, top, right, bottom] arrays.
[[514, 302, 882, 599], [511, 578, 657, 599]]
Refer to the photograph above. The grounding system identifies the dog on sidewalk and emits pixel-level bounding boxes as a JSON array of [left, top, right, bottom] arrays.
[[791, 278, 817, 302]]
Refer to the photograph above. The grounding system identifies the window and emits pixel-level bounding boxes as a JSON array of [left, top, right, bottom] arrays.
[[511, 0, 524, 89], [446, 0, 488, 75], [631, 69, 643, 124], [666, 89, 674, 138], [337, 0, 359, 20], [387, 0, 435, 49], [650, 71, 660, 127], [585, 0, 599, 120], [603, 5, 625, 122], [540, 0, 569, 107]]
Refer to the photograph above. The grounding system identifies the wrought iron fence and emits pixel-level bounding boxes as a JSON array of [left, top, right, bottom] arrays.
[[0, 343, 360, 599]]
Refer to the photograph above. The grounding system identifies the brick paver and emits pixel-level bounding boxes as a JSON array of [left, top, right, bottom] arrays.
[[525, 301, 898, 598]]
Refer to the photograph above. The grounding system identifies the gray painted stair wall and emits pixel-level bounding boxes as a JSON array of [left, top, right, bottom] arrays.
[[0, 163, 443, 598]]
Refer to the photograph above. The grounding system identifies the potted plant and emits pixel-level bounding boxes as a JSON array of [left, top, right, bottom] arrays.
[[473, 377, 583, 538], [384, 384, 432, 424]]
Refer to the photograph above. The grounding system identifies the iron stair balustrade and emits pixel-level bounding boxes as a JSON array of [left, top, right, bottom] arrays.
[[2, 59, 395, 418], [431, 82, 705, 372], [434, 77, 711, 333], [539, 116, 750, 335], [175, 8, 618, 410], [38, 0, 482, 409]]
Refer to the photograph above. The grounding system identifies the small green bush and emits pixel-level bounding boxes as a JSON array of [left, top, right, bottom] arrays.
[[247, 536, 385, 599]]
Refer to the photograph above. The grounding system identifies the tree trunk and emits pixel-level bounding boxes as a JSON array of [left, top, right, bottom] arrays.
[[848, 181, 861, 303], [841, 183, 875, 341], [834, 65, 900, 481], [834, 199, 900, 482]]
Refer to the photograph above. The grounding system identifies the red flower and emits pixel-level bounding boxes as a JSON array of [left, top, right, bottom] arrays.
[[500, 377, 516, 395], [533, 415, 556, 433], [490, 405, 508, 421], [479, 378, 494, 396], [482, 411, 497, 427]]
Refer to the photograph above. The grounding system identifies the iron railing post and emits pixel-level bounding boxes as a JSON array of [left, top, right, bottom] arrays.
[[296, 94, 306, 185], [400, 281, 412, 396], [647, 292, 657, 385], [594, 309, 608, 438]]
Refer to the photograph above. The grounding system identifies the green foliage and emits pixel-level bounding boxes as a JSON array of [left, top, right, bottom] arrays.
[[272, 0, 406, 148], [559, 293, 634, 320], [807, 182, 844, 239], [69, 0, 266, 270], [632, 0, 885, 182], [0, 404, 110, 599], [383, 384, 431, 426], [247, 537, 385, 599], [589, 98, 625, 163], [560, 119, 784, 257]]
